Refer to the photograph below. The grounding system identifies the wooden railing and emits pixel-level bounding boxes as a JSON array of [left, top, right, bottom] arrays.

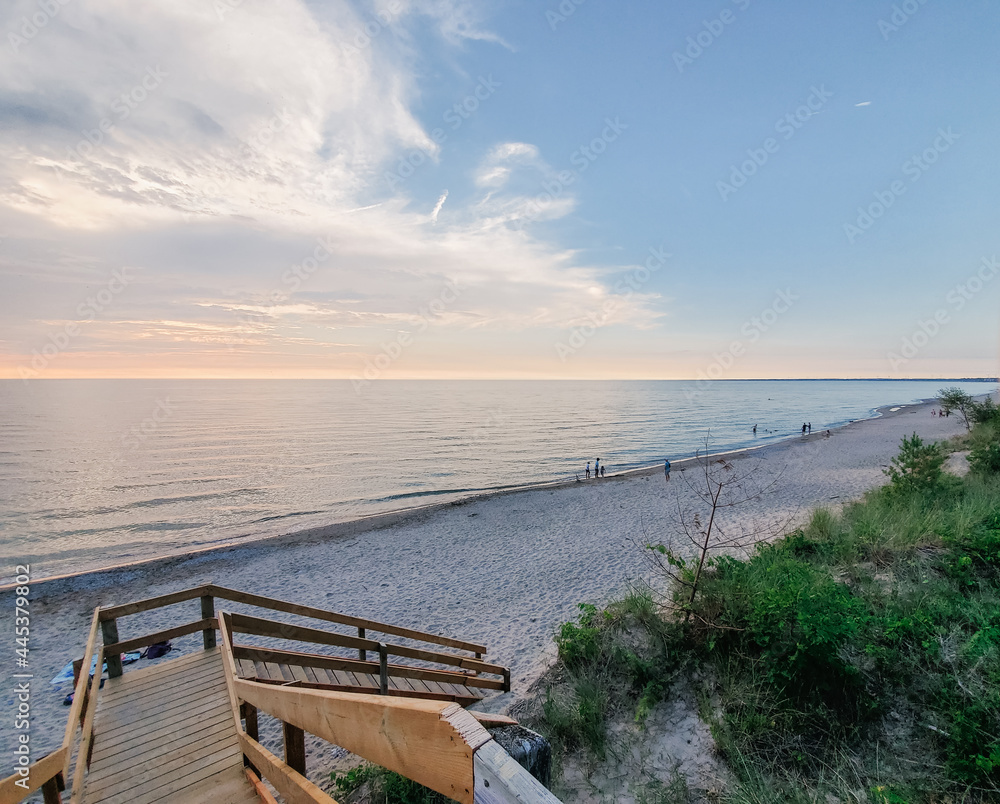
[[0, 608, 102, 804], [2, 583, 522, 804]]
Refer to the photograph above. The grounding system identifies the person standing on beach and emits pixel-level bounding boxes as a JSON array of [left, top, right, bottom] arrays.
[[586, 462, 591, 479], [595, 457, 600, 478], [601, 464, 606, 478], [802, 423, 807, 434], [808, 422, 812, 433], [664, 459, 671, 482]]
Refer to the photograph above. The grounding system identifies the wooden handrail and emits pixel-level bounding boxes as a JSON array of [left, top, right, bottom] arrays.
[[98, 585, 210, 620], [101, 617, 217, 655], [231, 644, 506, 691], [228, 612, 381, 652], [70, 647, 104, 803], [0, 748, 67, 804], [61, 607, 101, 780], [207, 584, 488, 654]]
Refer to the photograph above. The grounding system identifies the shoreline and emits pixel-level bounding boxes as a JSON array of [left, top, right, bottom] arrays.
[[6, 395, 949, 594], [4, 391, 991, 780]]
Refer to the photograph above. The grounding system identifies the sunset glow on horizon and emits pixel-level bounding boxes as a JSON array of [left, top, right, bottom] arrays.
[[1, 2, 997, 382]]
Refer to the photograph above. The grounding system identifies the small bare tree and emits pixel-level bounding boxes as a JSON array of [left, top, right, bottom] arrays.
[[644, 440, 787, 625]]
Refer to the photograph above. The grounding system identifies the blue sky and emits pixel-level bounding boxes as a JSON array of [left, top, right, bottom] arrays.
[[1, 0, 997, 379]]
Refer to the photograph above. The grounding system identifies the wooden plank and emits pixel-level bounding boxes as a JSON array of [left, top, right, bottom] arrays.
[[0, 748, 67, 804], [472, 739, 561, 804], [209, 584, 488, 653], [228, 612, 379, 652], [238, 734, 338, 804], [235, 679, 491, 804], [244, 768, 279, 804], [61, 607, 101, 779], [115, 765, 257, 804], [98, 585, 210, 621], [85, 737, 241, 801], [201, 595, 217, 649], [100, 648, 214, 686], [98, 661, 225, 707], [92, 689, 228, 746], [103, 617, 217, 654], [468, 712, 519, 728], [96, 673, 226, 728], [101, 619, 123, 679]]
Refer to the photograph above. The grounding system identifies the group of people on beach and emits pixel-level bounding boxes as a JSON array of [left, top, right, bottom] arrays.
[[584, 458, 606, 479], [931, 408, 950, 417]]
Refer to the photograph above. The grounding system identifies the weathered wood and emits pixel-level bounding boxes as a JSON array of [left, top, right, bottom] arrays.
[[41, 774, 62, 804], [468, 712, 519, 728], [282, 722, 306, 776], [234, 679, 491, 804], [208, 584, 487, 653], [244, 676, 481, 706], [98, 585, 211, 621], [103, 617, 217, 655], [62, 607, 101, 780], [358, 626, 366, 661], [472, 739, 561, 804], [100, 619, 122, 679], [237, 734, 338, 804], [228, 612, 380, 652], [378, 643, 389, 695], [71, 647, 104, 801], [202, 595, 217, 649], [0, 748, 67, 804]]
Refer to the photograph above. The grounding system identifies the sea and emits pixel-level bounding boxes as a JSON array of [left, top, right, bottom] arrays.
[[1, 379, 994, 580]]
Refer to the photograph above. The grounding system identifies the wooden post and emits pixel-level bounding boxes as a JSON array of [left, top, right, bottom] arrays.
[[283, 721, 306, 776], [201, 595, 216, 649], [242, 703, 260, 776], [503, 668, 511, 693], [41, 774, 62, 804], [100, 619, 123, 678], [358, 627, 366, 661], [378, 643, 388, 695]]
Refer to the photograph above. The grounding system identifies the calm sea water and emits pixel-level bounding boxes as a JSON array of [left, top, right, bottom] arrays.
[[0, 379, 994, 579]]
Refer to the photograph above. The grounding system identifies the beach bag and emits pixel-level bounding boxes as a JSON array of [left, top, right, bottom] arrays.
[[142, 641, 173, 659]]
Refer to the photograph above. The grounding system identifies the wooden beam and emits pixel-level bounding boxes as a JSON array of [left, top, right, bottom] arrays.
[[237, 734, 338, 804], [242, 676, 481, 707], [0, 748, 67, 804], [70, 648, 104, 801], [208, 584, 487, 653], [468, 712, 519, 728], [232, 644, 504, 691], [234, 679, 491, 804], [283, 722, 306, 776], [228, 612, 379, 652], [98, 585, 211, 620], [103, 617, 217, 655], [100, 619, 122, 678], [61, 607, 100, 780], [201, 595, 217, 649], [473, 739, 561, 804], [244, 768, 279, 804]]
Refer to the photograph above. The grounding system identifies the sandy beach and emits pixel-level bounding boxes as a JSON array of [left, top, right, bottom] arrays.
[[3, 397, 987, 789]]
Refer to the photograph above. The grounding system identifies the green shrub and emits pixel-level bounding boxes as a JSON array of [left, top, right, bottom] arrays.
[[330, 764, 452, 804], [970, 441, 1000, 475], [555, 603, 601, 668], [883, 433, 946, 494]]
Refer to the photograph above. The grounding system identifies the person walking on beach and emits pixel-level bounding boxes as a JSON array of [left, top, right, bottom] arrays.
[[595, 458, 600, 478], [808, 422, 812, 433], [801, 423, 807, 434], [664, 459, 671, 483], [601, 464, 606, 478], [586, 462, 591, 479]]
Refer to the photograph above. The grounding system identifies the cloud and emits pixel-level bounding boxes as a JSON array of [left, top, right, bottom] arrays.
[[0, 0, 664, 377]]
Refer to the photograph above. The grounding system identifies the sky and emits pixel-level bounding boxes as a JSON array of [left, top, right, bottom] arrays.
[[0, 0, 998, 381]]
